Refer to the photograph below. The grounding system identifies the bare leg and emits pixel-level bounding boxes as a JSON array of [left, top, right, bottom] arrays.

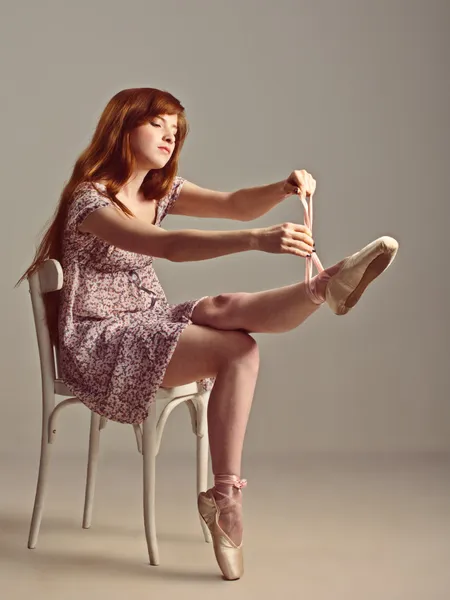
[[193, 235, 399, 333], [207, 345, 259, 478], [189, 266, 339, 559], [161, 325, 259, 546], [192, 261, 344, 333], [161, 327, 257, 477], [206, 351, 259, 547]]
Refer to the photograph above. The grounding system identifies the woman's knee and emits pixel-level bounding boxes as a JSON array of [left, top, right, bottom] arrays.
[[197, 296, 259, 367], [213, 292, 247, 307], [161, 324, 258, 388], [221, 330, 260, 372], [191, 292, 249, 329]]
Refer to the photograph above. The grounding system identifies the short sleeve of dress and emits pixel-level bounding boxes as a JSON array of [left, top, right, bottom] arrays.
[[67, 183, 112, 232], [159, 176, 186, 223]]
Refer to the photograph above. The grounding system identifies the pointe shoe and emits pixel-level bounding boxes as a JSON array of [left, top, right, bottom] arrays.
[[197, 475, 247, 581], [325, 236, 399, 315], [299, 194, 399, 315]]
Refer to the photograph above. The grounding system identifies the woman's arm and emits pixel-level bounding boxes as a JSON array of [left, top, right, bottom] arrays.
[[229, 180, 288, 221], [171, 171, 315, 221], [170, 179, 288, 221], [80, 204, 258, 262]]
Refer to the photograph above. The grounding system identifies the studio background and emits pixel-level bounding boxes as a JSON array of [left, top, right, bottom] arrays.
[[1, 0, 448, 463]]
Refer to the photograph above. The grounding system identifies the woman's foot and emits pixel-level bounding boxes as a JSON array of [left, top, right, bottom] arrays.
[[198, 474, 247, 580], [305, 236, 399, 315], [304, 260, 345, 304]]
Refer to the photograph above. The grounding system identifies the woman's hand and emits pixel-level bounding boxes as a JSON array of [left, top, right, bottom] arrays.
[[254, 222, 315, 257], [282, 169, 317, 200]]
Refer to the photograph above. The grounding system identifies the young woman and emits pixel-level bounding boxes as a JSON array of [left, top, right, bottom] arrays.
[[18, 87, 398, 581]]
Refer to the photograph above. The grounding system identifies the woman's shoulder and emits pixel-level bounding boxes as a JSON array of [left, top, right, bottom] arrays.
[[73, 180, 107, 197], [70, 181, 111, 211], [67, 181, 112, 233]]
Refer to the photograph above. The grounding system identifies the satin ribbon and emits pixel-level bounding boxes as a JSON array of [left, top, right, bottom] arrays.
[[300, 194, 324, 286]]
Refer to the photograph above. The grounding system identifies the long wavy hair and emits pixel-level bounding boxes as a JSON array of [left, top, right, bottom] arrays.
[[16, 87, 189, 346]]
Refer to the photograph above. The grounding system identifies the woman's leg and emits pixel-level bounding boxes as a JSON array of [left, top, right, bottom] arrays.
[[192, 235, 398, 333], [162, 324, 259, 477], [161, 324, 259, 545], [191, 260, 343, 333]]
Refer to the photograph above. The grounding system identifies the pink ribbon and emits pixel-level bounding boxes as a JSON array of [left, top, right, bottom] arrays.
[[300, 194, 324, 286], [214, 475, 248, 490]]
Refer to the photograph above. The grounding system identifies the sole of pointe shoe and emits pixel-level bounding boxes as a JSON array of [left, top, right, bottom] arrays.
[[325, 236, 399, 315], [198, 492, 244, 581]]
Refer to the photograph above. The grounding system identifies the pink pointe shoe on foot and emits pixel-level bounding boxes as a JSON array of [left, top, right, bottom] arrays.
[[299, 194, 399, 315], [198, 474, 247, 581], [324, 236, 399, 315]]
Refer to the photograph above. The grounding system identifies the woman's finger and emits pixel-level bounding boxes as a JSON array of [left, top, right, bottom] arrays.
[[284, 239, 313, 256], [290, 232, 314, 250]]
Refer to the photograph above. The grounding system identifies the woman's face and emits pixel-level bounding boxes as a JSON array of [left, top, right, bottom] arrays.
[[130, 113, 178, 169]]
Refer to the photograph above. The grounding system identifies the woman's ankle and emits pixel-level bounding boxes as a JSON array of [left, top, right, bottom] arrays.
[[308, 260, 345, 303], [213, 474, 247, 499]]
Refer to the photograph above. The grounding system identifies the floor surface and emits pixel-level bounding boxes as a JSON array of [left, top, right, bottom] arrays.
[[1, 452, 449, 599]]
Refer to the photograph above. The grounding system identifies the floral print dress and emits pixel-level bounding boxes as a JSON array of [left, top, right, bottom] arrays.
[[58, 177, 215, 424]]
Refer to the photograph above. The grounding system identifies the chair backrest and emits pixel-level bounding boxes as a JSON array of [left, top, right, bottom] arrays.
[[28, 259, 64, 398]]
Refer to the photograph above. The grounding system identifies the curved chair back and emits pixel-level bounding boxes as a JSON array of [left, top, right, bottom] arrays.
[[28, 259, 64, 405]]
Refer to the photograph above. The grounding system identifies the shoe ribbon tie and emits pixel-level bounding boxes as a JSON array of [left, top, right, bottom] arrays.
[[300, 194, 324, 288]]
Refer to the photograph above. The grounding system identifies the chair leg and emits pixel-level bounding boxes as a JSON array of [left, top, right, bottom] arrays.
[[28, 419, 52, 549], [197, 433, 212, 543], [82, 411, 102, 529], [142, 402, 159, 566], [196, 397, 212, 543]]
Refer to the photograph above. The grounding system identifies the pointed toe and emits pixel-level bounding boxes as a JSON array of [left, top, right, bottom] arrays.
[[326, 236, 399, 315]]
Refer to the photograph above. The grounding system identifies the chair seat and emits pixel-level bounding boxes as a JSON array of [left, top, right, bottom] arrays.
[[54, 378, 201, 401]]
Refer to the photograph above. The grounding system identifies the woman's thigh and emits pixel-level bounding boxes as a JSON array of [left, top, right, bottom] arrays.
[[161, 323, 258, 388]]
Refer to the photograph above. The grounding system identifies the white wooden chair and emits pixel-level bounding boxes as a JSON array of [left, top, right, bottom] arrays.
[[27, 258, 212, 565]]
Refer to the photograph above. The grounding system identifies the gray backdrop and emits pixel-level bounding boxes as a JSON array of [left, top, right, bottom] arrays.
[[2, 0, 448, 461]]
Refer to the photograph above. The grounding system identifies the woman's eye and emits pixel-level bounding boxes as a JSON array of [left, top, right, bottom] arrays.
[[151, 122, 161, 128]]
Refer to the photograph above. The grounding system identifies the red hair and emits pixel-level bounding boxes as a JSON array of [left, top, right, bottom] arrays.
[[16, 87, 189, 345]]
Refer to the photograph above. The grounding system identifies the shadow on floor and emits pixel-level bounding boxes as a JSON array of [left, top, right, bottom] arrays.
[[0, 511, 218, 582]]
